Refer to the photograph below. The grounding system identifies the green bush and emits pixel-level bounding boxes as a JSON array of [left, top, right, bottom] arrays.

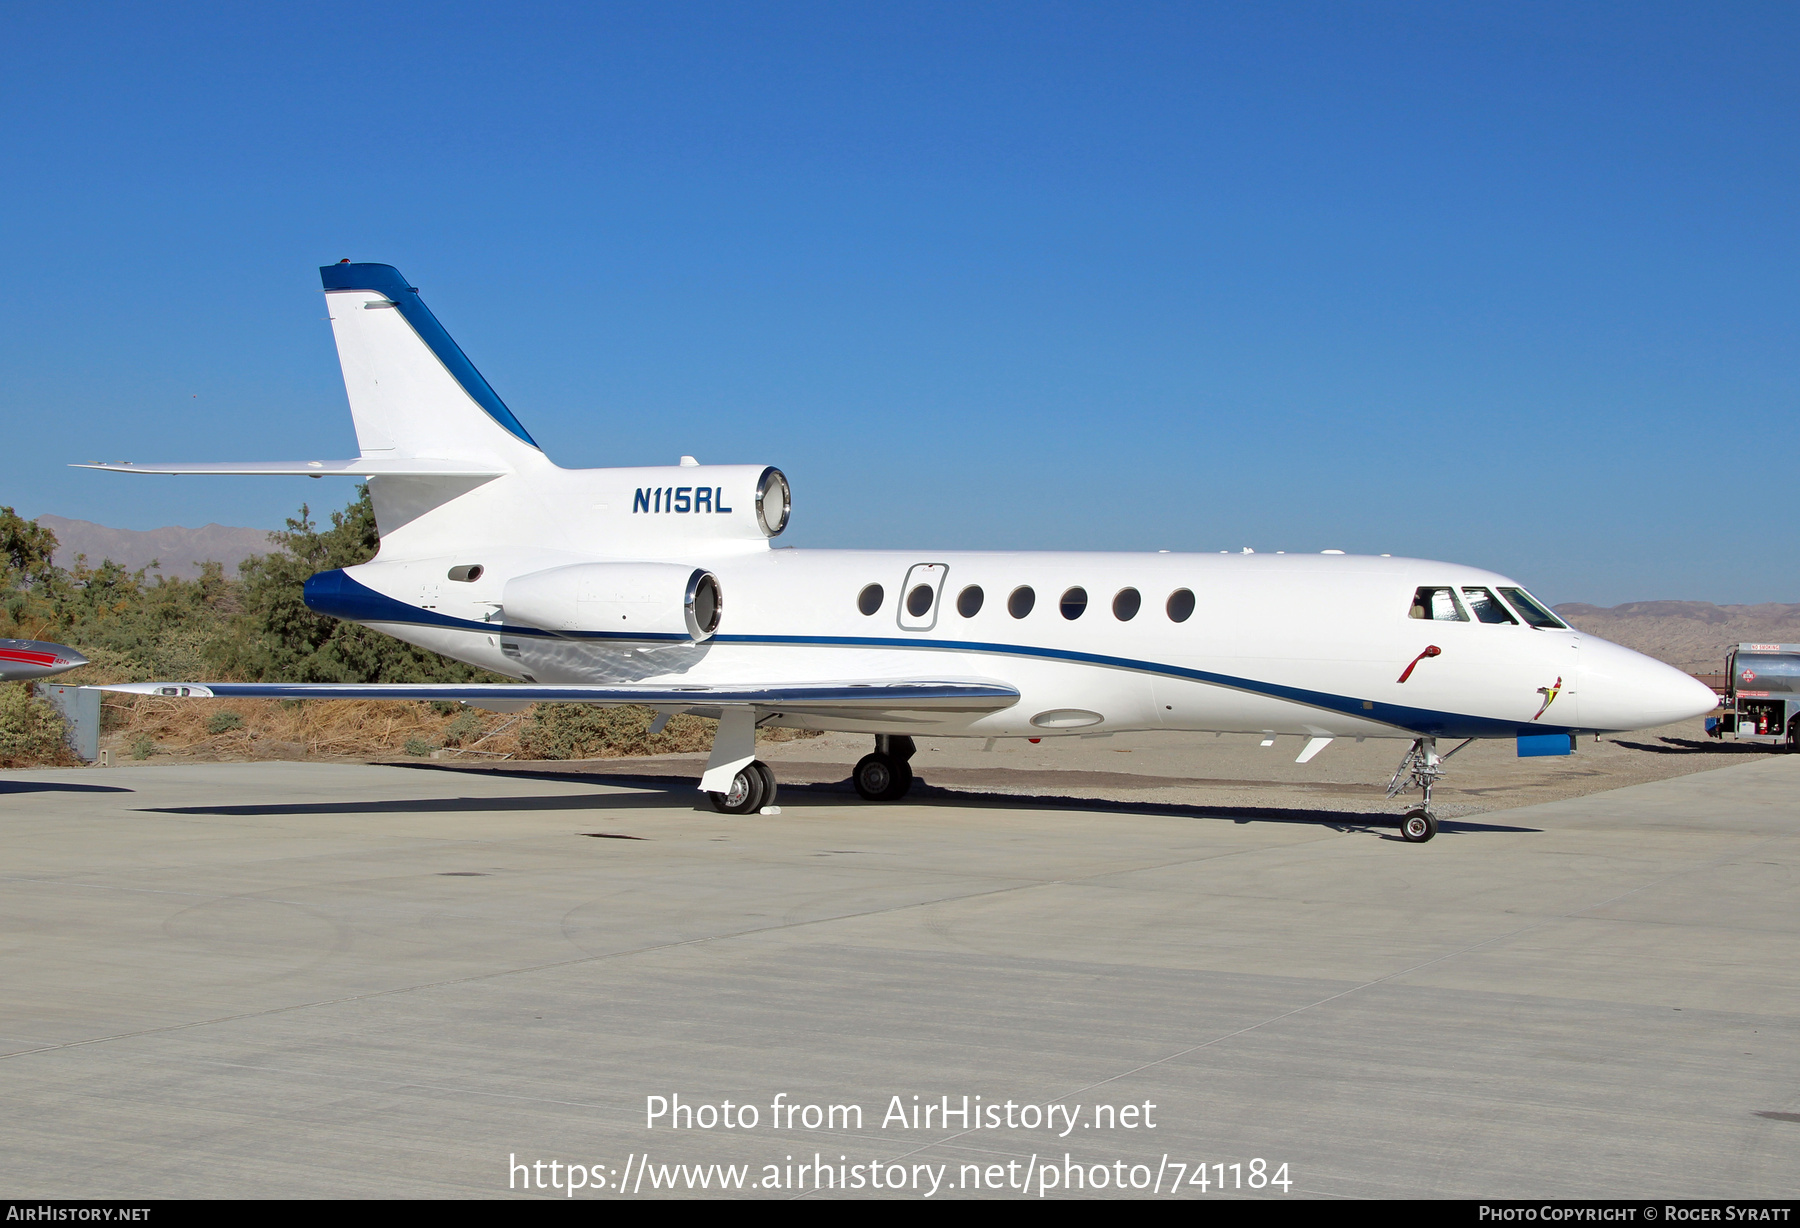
[[403, 736, 435, 757], [206, 710, 244, 735], [130, 733, 156, 760], [220, 490, 495, 685], [0, 684, 72, 767], [442, 710, 482, 746], [4, 488, 498, 694]]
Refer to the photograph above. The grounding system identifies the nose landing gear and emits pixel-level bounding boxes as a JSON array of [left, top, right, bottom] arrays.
[[1386, 737, 1473, 842]]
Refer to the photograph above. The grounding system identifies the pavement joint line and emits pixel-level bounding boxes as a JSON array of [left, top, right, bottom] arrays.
[[0, 820, 1359, 1065], [1054, 832, 1789, 1096], [867, 831, 1787, 1170], [0, 849, 1248, 1063], [0, 812, 1348, 933]]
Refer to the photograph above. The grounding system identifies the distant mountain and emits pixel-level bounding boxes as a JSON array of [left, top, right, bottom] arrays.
[[35, 515, 273, 581], [1555, 600, 1800, 673]]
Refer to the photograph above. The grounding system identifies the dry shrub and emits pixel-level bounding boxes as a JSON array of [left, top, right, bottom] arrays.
[[520, 705, 717, 759], [505, 703, 818, 760], [94, 694, 818, 763], [100, 694, 515, 761], [0, 684, 76, 768]]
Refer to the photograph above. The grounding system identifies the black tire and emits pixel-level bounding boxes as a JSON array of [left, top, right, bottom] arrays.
[[751, 760, 778, 807], [853, 753, 914, 801], [853, 753, 895, 800], [885, 758, 914, 800], [1400, 808, 1438, 843], [707, 764, 766, 815]]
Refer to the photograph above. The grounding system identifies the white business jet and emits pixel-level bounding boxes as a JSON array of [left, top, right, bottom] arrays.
[[83, 262, 1716, 841]]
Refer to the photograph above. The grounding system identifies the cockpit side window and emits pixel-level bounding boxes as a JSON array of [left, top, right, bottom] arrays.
[[1409, 586, 1468, 621], [1461, 587, 1518, 625], [1497, 587, 1567, 629]]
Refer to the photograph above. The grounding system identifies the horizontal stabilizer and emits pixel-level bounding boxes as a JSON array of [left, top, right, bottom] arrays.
[[100, 679, 1020, 713], [74, 458, 505, 477]]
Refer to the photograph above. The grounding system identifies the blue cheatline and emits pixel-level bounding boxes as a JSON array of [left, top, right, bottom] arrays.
[[302, 568, 1577, 741]]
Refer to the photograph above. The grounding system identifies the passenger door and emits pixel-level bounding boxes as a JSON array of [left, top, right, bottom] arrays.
[[897, 564, 948, 631]]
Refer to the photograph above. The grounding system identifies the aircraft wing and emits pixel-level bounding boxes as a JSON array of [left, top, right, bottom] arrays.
[[98, 679, 1020, 716], [72, 459, 506, 477]]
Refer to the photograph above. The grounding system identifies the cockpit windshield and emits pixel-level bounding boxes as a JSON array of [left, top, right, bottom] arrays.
[[1409, 587, 1468, 621], [1497, 586, 1568, 629], [1461, 587, 1518, 625]]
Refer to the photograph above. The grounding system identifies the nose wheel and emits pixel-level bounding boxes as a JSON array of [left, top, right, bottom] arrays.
[[1399, 808, 1438, 843]]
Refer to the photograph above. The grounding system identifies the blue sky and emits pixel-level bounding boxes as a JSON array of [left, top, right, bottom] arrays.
[[3, 2, 1795, 604]]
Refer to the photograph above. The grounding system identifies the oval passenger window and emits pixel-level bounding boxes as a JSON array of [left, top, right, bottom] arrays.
[[1112, 587, 1141, 621], [1060, 587, 1088, 620], [957, 585, 984, 617], [1008, 586, 1036, 618], [907, 585, 934, 617], [1167, 589, 1195, 622], [858, 584, 884, 615]]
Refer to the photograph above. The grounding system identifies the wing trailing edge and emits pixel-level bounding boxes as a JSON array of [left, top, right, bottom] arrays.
[[99, 679, 1020, 713]]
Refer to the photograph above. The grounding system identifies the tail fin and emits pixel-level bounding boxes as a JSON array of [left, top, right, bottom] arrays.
[[321, 263, 542, 465]]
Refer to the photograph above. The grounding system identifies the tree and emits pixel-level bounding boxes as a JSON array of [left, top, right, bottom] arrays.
[[0, 507, 58, 589], [222, 486, 490, 683]]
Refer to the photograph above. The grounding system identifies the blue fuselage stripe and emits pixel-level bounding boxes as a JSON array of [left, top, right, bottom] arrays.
[[302, 569, 1572, 738]]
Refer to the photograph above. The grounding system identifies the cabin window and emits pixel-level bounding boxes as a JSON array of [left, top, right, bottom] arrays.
[[858, 584, 884, 616], [1462, 587, 1518, 625], [1060, 587, 1088, 620], [907, 584, 935, 617], [1008, 586, 1036, 618], [1112, 587, 1141, 621], [1166, 588, 1195, 622], [1409, 586, 1468, 621], [1497, 587, 1567, 629], [957, 585, 984, 617]]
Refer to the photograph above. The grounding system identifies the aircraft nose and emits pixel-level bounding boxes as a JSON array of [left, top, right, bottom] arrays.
[[1577, 635, 1719, 731]]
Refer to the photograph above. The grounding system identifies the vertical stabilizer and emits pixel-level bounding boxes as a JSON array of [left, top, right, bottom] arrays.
[[321, 263, 542, 468]]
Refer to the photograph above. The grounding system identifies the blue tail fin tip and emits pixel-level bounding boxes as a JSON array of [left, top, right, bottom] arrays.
[[318, 263, 538, 449]]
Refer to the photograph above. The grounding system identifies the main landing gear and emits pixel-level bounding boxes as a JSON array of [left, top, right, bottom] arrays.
[[854, 735, 917, 801], [700, 708, 778, 815], [707, 760, 777, 815], [1385, 736, 1473, 843]]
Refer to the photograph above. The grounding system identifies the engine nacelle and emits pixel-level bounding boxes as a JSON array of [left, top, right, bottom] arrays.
[[502, 562, 722, 641]]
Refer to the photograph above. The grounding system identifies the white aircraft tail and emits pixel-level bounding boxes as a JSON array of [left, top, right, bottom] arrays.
[[320, 262, 545, 470], [82, 261, 790, 558]]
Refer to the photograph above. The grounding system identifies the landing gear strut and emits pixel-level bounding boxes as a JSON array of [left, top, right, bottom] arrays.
[[1385, 737, 1472, 842], [854, 735, 916, 801]]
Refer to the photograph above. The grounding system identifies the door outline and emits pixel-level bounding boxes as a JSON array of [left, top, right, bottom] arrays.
[[897, 564, 949, 631]]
